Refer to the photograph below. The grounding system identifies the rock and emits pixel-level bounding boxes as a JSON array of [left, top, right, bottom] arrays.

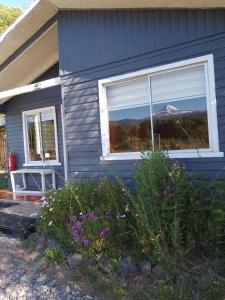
[[82, 296, 93, 300], [198, 273, 212, 291], [209, 259, 225, 272], [20, 275, 27, 282], [137, 260, 151, 275], [152, 265, 169, 280], [65, 286, 71, 294], [66, 253, 82, 269], [46, 239, 59, 249], [98, 255, 111, 274], [35, 235, 47, 252], [27, 232, 41, 241], [117, 257, 139, 277]]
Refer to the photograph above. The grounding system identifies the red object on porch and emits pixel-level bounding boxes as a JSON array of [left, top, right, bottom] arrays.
[[9, 152, 16, 172]]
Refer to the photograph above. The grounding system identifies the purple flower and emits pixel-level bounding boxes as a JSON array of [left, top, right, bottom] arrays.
[[79, 215, 84, 222], [85, 211, 94, 218], [80, 237, 89, 246], [105, 210, 112, 218], [181, 164, 186, 171], [93, 216, 100, 223], [69, 215, 77, 222], [72, 228, 79, 240], [94, 207, 99, 211], [74, 221, 82, 230], [99, 227, 110, 238]]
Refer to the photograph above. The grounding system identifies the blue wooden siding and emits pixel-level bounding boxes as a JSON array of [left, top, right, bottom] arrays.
[[6, 64, 64, 190], [57, 10, 225, 185], [58, 10, 225, 75]]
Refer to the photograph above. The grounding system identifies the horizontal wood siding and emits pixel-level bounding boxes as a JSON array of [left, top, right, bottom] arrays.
[[58, 10, 225, 184], [6, 64, 64, 190]]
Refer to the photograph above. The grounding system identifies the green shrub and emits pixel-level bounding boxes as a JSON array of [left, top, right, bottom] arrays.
[[132, 151, 225, 260], [37, 178, 136, 257], [44, 247, 64, 266], [38, 151, 225, 263]]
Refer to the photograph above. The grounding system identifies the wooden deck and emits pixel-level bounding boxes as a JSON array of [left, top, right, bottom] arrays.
[[0, 189, 42, 203]]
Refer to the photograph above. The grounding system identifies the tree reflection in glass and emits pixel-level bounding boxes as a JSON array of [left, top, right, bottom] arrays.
[[109, 105, 152, 153]]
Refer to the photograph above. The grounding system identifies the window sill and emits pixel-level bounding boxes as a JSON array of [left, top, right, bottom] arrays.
[[23, 162, 61, 167], [100, 151, 224, 161]]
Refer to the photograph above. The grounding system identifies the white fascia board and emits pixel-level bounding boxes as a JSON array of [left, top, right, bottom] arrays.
[[0, 77, 60, 104], [49, 0, 225, 9], [0, 0, 57, 66]]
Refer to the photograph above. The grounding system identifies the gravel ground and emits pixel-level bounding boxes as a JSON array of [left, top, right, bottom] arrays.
[[0, 233, 94, 300]]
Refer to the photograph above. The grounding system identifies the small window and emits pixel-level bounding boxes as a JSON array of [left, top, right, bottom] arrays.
[[99, 55, 223, 160], [23, 106, 60, 165]]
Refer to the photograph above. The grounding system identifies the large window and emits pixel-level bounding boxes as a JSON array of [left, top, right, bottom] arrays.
[[99, 55, 223, 159], [23, 106, 60, 166]]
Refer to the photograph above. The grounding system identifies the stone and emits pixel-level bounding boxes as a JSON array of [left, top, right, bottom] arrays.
[[209, 259, 225, 272], [66, 253, 82, 269], [137, 260, 151, 275], [20, 275, 27, 282], [117, 256, 139, 277], [152, 265, 169, 280], [82, 296, 93, 300], [35, 235, 47, 252], [98, 255, 111, 274], [198, 273, 212, 291], [27, 232, 41, 241], [46, 239, 59, 249], [65, 286, 71, 293]]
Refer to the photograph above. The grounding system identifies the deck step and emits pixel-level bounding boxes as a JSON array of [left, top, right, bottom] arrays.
[[0, 200, 40, 238], [0, 212, 36, 238]]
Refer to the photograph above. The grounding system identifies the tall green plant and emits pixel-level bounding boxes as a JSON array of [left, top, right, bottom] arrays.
[[133, 151, 225, 260]]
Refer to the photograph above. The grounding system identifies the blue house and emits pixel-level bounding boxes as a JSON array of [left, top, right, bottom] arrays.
[[1, 0, 225, 194]]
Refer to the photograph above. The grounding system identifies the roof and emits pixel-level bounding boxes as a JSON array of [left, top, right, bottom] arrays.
[[1, 0, 225, 103]]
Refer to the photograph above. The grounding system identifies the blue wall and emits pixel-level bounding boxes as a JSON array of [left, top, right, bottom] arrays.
[[6, 64, 64, 190], [57, 10, 225, 185]]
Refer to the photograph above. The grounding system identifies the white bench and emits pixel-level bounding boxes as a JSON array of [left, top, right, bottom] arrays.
[[10, 169, 56, 195]]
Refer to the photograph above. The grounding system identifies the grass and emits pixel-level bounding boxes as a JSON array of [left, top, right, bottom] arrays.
[[0, 172, 8, 189]]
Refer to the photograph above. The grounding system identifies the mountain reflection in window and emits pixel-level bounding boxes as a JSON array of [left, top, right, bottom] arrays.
[[109, 105, 152, 153], [152, 98, 209, 150]]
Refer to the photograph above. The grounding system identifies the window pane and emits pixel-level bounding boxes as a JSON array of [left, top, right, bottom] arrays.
[[152, 98, 209, 150], [151, 65, 209, 151], [41, 111, 56, 161], [106, 77, 149, 110], [27, 115, 42, 161], [109, 105, 152, 153], [151, 65, 206, 103]]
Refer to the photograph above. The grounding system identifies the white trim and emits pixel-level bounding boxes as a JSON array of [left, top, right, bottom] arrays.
[[100, 151, 224, 161], [0, 77, 60, 101], [23, 162, 61, 167], [99, 55, 214, 86], [98, 54, 223, 160], [61, 103, 68, 182], [22, 106, 60, 166]]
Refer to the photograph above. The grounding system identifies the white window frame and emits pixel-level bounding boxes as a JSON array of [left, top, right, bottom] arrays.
[[98, 54, 223, 160], [22, 106, 61, 166]]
